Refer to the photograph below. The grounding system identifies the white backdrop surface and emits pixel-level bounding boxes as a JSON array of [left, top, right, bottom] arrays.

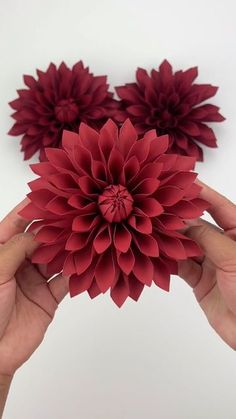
[[0, 0, 236, 418]]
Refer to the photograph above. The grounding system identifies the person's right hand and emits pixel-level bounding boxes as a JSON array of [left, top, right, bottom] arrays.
[[179, 181, 236, 349], [0, 200, 69, 379]]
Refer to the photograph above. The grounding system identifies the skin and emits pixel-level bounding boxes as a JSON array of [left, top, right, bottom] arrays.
[[1, 182, 236, 416], [0, 199, 69, 418]]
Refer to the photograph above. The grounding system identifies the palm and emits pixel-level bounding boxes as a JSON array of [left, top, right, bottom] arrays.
[[0, 261, 58, 376]]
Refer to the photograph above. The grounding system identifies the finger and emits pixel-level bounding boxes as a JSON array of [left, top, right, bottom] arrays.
[[0, 233, 38, 283], [0, 199, 30, 244], [48, 274, 69, 304], [178, 259, 202, 288], [185, 223, 236, 272], [197, 180, 236, 230]]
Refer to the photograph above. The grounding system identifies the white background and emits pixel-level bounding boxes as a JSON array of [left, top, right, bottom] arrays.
[[0, 0, 236, 418]]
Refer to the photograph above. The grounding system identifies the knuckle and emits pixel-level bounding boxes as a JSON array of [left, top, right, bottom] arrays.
[[191, 224, 210, 242]]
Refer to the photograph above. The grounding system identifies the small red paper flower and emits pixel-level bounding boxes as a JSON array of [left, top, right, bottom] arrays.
[[115, 60, 225, 161], [9, 61, 118, 161], [20, 119, 208, 307]]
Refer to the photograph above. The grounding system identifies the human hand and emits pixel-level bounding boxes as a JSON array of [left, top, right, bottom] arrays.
[[0, 200, 68, 377], [179, 181, 236, 349]]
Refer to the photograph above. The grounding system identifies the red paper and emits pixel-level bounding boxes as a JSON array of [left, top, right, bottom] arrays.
[[20, 119, 209, 307], [8, 61, 118, 161], [115, 60, 225, 161]]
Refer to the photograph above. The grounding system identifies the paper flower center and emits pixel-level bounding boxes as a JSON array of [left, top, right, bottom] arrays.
[[55, 99, 79, 123], [149, 109, 178, 129], [98, 185, 134, 223]]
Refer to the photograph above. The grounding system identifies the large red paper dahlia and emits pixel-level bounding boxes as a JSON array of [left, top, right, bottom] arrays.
[[115, 60, 225, 161], [9, 61, 118, 160], [20, 119, 208, 307]]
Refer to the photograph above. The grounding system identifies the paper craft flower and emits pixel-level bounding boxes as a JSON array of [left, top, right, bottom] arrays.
[[9, 61, 118, 160], [20, 119, 208, 307], [115, 60, 225, 161]]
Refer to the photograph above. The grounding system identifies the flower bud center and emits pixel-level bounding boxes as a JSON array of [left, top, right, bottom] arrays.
[[98, 185, 133, 223], [55, 99, 79, 123]]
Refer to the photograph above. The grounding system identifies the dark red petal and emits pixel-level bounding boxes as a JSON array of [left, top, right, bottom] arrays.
[[32, 243, 62, 264], [133, 233, 159, 257], [45, 148, 74, 171], [169, 200, 206, 218], [79, 123, 101, 160], [133, 252, 153, 285], [136, 67, 150, 88], [159, 59, 173, 86], [49, 173, 78, 190], [46, 196, 74, 215], [146, 135, 170, 162], [87, 280, 102, 299], [153, 259, 170, 291], [27, 189, 55, 209], [122, 156, 140, 184], [114, 224, 132, 253], [66, 232, 90, 251], [108, 147, 124, 183], [157, 214, 185, 230], [78, 176, 101, 196], [130, 163, 163, 187], [72, 214, 100, 232], [117, 248, 135, 275], [63, 253, 76, 276], [127, 105, 148, 116], [132, 178, 160, 196], [127, 137, 151, 164], [128, 214, 153, 234], [156, 186, 185, 206], [158, 236, 186, 259], [30, 162, 56, 177], [178, 121, 200, 136], [74, 245, 94, 275], [111, 275, 129, 307], [23, 74, 37, 88], [46, 250, 67, 276], [99, 119, 118, 160], [62, 130, 80, 152], [161, 172, 197, 189], [119, 119, 138, 155], [73, 145, 92, 175], [128, 273, 144, 301], [69, 262, 95, 297], [95, 249, 116, 293], [172, 155, 196, 171], [35, 226, 64, 243], [93, 225, 111, 254], [136, 198, 163, 217], [19, 202, 54, 221], [196, 123, 217, 147]]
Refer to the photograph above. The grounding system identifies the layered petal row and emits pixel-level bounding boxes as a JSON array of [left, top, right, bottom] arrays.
[[9, 61, 118, 160], [115, 60, 225, 161], [20, 119, 209, 306]]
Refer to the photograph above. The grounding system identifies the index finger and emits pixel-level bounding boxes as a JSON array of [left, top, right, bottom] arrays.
[[197, 180, 236, 231], [0, 199, 30, 244]]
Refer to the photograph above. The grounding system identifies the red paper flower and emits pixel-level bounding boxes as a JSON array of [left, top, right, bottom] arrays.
[[9, 61, 118, 160], [20, 119, 208, 307], [115, 60, 225, 161]]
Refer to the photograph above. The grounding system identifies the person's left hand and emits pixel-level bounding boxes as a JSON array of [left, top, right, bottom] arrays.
[[0, 200, 69, 377]]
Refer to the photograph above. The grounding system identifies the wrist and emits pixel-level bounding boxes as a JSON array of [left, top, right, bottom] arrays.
[[0, 374, 13, 418], [0, 373, 13, 388]]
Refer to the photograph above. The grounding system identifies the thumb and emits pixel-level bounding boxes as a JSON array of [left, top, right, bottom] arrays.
[[0, 233, 38, 283], [186, 222, 236, 272]]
